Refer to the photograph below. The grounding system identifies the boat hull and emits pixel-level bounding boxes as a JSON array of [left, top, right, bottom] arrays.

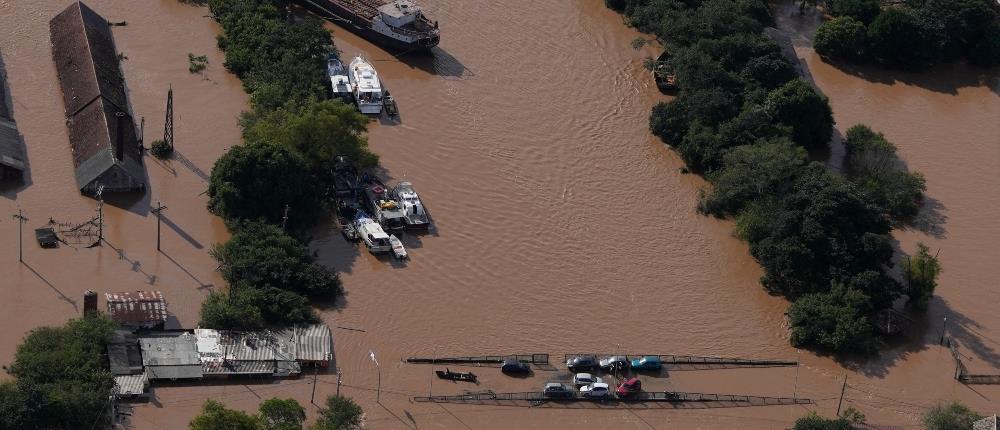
[[296, 0, 439, 52]]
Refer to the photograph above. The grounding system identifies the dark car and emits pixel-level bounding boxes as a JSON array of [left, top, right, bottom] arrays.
[[501, 359, 531, 374], [566, 355, 597, 372], [599, 356, 630, 372], [543, 382, 575, 399], [616, 377, 642, 397]]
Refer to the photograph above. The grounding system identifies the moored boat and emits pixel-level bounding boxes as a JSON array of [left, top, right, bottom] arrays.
[[363, 179, 407, 230], [389, 234, 408, 260], [327, 52, 353, 101], [435, 369, 477, 383], [391, 181, 430, 229], [296, 0, 440, 52], [354, 211, 392, 254], [349, 56, 383, 114]]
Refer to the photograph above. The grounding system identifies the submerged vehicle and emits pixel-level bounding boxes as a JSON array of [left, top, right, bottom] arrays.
[[572, 373, 602, 386], [327, 52, 353, 101], [630, 356, 662, 371], [354, 211, 392, 254], [616, 378, 642, 397], [436, 369, 476, 383], [599, 356, 630, 372], [566, 355, 597, 372], [543, 383, 574, 399], [392, 181, 429, 229], [296, 0, 440, 52], [500, 359, 531, 375], [349, 56, 383, 114]]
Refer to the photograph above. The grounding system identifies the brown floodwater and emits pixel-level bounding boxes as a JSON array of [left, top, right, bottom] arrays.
[[1, 0, 998, 428]]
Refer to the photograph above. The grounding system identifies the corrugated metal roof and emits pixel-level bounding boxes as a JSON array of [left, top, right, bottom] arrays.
[[145, 364, 203, 380], [106, 291, 167, 325], [293, 325, 333, 362], [114, 373, 148, 396], [201, 360, 275, 375], [0, 114, 25, 173], [139, 333, 200, 366]]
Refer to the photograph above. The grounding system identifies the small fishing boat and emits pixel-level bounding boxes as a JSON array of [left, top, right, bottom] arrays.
[[436, 369, 477, 383], [389, 234, 407, 260], [327, 52, 354, 101], [383, 89, 398, 118], [349, 56, 383, 114]]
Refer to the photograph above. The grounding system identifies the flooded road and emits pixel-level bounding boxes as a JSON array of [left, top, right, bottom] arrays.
[[1, 0, 999, 428]]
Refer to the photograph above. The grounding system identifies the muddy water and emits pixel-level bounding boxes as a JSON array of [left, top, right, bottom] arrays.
[[1, 0, 998, 428]]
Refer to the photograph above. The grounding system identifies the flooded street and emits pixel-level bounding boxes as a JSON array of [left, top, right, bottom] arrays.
[[1, 0, 999, 428]]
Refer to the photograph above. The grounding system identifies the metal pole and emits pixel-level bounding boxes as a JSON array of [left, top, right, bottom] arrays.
[[152, 201, 167, 252], [13, 209, 27, 263], [940, 317, 948, 345], [336, 367, 342, 397], [311, 364, 318, 404], [836, 375, 847, 416], [377, 363, 382, 403], [793, 349, 800, 400]]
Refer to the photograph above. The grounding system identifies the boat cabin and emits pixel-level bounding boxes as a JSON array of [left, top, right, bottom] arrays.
[[378, 0, 423, 28], [327, 54, 352, 98]]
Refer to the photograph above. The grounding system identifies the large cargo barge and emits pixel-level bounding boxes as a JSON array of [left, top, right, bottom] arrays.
[[297, 0, 440, 52]]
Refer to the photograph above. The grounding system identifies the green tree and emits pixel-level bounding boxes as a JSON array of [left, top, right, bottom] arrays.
[[208, 142, 319, 230], [903, 242, 941, 309], [765, 80, 834, 150], [312, 395, 363, 430], [916, 0, 997, 60], [4, 314, 117, 429], [867, 8, 940, 67], [828, 0, 882, 24], [190, 400, 262, 430], [814, 16, 868, 60], [793, 412, 853, 430], [843, 124, 926, 223], [242, 99, 377, 171], [701, 138, 807, 217], [258, 398, 306, 430], [970, 23, 1000, 67], [213, 221, 343, 302], [199, 288, 265, 330], [788, 285, 875, 352], [922, 401, 983, 430]]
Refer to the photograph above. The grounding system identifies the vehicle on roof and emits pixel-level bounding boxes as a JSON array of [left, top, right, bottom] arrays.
[[543, 382, 575, 399], [579, 382, 610, 399], [501, 359, 530, 375], [630, 356, 662, 371], [599, 355, 629, 372], [566, 355, 597, 372], [572, 373, 602, 386], [616, 378, 642, 397]]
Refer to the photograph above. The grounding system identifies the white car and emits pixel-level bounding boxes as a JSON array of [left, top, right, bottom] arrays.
[[573, 373, 603, 386], [579, 382, 610, 398]]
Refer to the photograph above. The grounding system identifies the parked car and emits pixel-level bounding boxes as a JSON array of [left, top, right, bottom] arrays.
[[543, 382, 575, 399], [566, 355, 597, 372], [616, 377, 642, 397], [572, 373, 603, 386], [630, 356, 662, 371], [501, 359, 531, 374], [579, 382, 610, 398], [599, 355, 630, 372]]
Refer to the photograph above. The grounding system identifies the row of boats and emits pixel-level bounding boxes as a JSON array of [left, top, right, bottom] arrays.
[[332, 156, 429, 260]]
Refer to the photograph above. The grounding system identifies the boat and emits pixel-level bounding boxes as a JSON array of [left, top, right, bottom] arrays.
[[652, 51, 677, 93], [296, 0, 440, 52], [435, 369, 477, 383], [391, 181, 430, 229], [382, 89, 398, 118], [363, 178, 407, 230], [389, 234, 408, 260], [327, 52, 354, 101], [349, 56, 383, 114], [332, 156, 364, 240], [354, 211, 393, 253]]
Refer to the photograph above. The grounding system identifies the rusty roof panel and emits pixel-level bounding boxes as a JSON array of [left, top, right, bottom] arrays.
[[106, 291, 167, 325]]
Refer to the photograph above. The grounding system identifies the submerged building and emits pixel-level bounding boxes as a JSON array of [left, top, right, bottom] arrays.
[[0, 61, 26, 181], [50, 1, 145, 194]]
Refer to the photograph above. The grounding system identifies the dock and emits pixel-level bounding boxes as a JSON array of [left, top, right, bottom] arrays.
[[413, 390, 811, 409], [406, 354, 549, 367], [563, 353, 797, 369]]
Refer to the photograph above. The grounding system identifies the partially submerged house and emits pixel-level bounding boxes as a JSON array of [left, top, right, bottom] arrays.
[[50, 1, 145, 194], [0, 63, 26, 181], [106, 330, 148, 397], [106, 291, 168, 330]]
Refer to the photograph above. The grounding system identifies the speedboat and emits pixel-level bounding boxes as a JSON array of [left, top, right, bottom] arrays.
[[389, 234, 408, 260], [392, 181, 430, 229], [354, 211, 392, 254], [327, 52, 353, 101], [349, 56, 383, 114]]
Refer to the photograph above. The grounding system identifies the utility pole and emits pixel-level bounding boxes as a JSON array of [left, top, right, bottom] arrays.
[[12, 208, 27, 263], [336, 367, 342, 397], [940, 316, 948, 345], [96, 185, 104, 246], [310, 364, 319, 405], [369, 349, 381, 403], [151, 201, 167, 252], [164, 85, 173, 151], [836, 375, 847, 416], [281, 204, 290, 231], [793, 349, 800, 400]]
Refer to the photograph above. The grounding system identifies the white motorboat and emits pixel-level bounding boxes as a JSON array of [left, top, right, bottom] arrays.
[[389, 234, 408, 260], [392, 181, 430, 229], [327, 52, 353, 100], [354, 211, 392, 253], [349, 56, 383, 114]]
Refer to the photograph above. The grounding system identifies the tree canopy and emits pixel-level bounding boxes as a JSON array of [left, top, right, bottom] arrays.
[[922, 401, 984, 430], [312, 395, 364, 430], [843, 124, 926, 224], [188, 398, 310, 430], [0, 314, 117, 429], [814, 16, 868, 60], [765, 80, 834, 150], [904, 242, 942, 309]]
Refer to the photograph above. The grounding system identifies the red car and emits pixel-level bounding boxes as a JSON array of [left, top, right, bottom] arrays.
[[616, 378, 642, 397]]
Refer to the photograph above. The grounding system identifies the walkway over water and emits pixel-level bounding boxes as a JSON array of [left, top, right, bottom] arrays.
[[413, 390, 812, 409]]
